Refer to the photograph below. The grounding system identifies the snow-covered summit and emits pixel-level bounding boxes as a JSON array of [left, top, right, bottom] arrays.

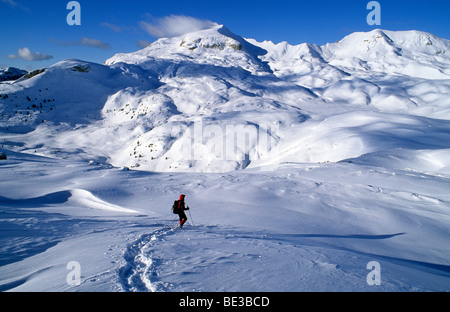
[[322, 29, 450, 79], [250, 28, 450, 83], [106, 25, 271, 75], [106, 26, 450, 82], [330, 29, 450, 58]]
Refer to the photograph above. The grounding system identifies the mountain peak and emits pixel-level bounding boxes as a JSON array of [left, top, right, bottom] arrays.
[[0, 67, 28, 82], [178, 24, 244, 52], [177, 24, 267, 58], [328, 29, 450, 58], [106, 24, 270, 74]]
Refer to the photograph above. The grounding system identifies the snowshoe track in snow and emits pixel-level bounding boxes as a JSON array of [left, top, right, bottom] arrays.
[[119, 226, 178, 292], [118, 224, 450, 292]]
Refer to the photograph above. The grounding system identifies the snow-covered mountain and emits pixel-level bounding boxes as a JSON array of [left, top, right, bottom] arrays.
[[1, 25, 450, 292], [0, 67, 27, 82], [2, 25, 450, 173]]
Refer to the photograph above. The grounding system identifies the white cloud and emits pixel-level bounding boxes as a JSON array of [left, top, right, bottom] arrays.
[[1, 0, 17, 5], [101, 22, 122, 33], [137, 40, 152, 49], [1, 0, 28, 11], [50, 37, 110, 50], [79, 37, 110, 50], [139, 15, 217, 38], [8, 47, 53, 61]]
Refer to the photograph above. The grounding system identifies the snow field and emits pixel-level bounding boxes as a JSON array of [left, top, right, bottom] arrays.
[[1, 25, 450, 292], [1, 151, 450, 291]]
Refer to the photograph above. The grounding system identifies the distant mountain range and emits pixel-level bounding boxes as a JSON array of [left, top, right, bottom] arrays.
[[0, 67, 28, 82]]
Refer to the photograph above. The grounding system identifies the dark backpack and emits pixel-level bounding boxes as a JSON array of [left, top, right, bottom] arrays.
[[172, 200, 180, 214]]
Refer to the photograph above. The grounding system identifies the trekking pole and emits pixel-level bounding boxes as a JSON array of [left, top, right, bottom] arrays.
[[188, 208, 195, 226]]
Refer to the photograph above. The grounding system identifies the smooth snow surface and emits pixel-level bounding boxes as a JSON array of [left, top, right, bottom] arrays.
[[1, 26, 450, 292]]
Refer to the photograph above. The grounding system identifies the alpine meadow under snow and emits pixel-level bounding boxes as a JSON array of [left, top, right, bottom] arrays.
[[1, 25, 450, 292]]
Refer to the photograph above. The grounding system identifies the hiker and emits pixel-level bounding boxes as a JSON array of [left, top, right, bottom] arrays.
[[173, 194, 190, 228]]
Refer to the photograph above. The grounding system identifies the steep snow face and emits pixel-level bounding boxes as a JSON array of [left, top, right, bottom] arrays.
[[1, 27, 450, 173]]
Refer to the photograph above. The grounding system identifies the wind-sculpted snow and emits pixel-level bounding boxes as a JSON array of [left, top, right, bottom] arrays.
[[1, 25, 450, 292], [1, 151, 450, 291], [119, 225, 450, 292]]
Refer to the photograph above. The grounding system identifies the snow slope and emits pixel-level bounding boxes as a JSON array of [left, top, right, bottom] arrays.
[[1, 154, 449, 292], [1, 25, 450, 292]]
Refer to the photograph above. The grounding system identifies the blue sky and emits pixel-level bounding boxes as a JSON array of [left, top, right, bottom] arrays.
[[1, 0, 449, 70]]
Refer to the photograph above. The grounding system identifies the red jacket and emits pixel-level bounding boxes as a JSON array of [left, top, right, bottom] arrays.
[[178, 194, 187, 211]]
